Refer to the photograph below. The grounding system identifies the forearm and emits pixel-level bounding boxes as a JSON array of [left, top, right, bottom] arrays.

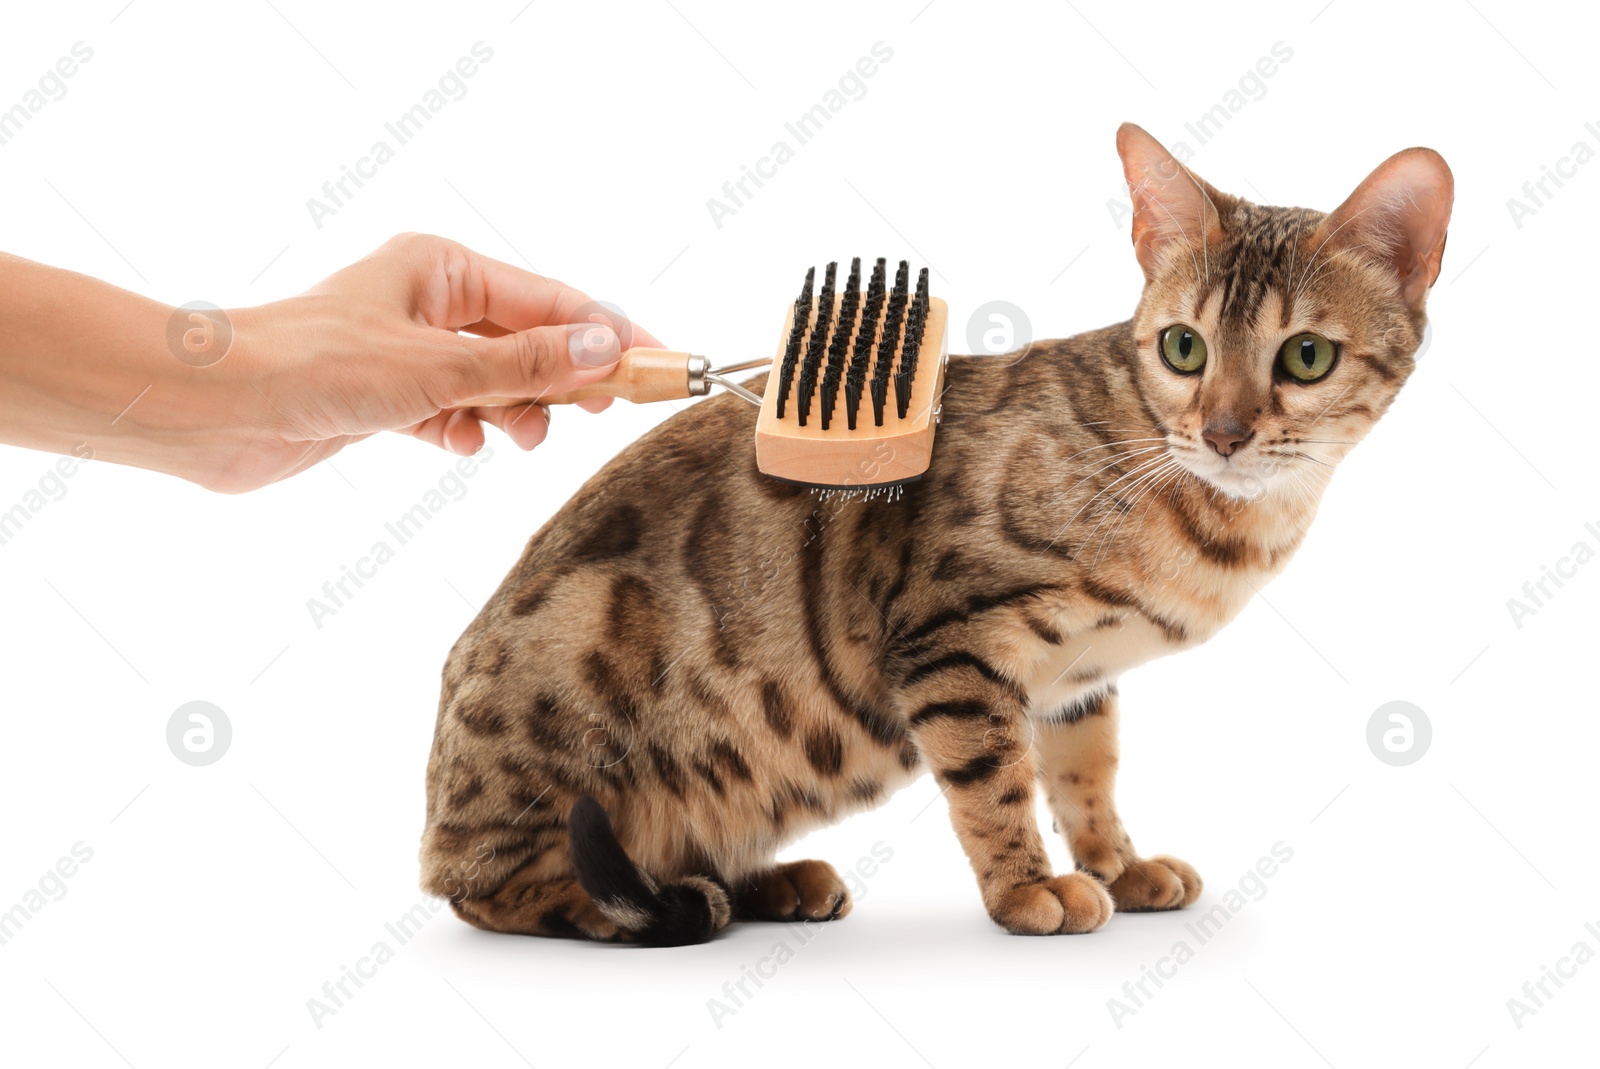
[[0, 253, 412, 490], [0, 252, 237, 473], [1, 235, 648, 492]]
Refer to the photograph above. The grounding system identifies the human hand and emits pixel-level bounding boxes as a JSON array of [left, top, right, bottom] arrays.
[[224, 233, 663, 487], [0, 235, 662, 493]]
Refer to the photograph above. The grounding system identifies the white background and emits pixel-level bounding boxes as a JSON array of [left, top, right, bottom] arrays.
[[2, 1, 1596, 1066]]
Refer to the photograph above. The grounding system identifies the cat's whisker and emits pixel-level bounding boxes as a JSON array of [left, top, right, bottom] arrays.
[[1050, 451, 1177, 550], [1277, 466, 1309, 509], [1066, 462, 1175, 544], [1262, 446, 1337, 470], [1107, 460, 1188, 564], [1060, 437, 1169, 464], [1160, 462, 1195, 522], [1297, 456, 1334, 495], [1046, 445, 1169, 515], [1124, 462, 1191, 551], [1072, 449, 1175, 510], [1065, 445, 1168, 485], [1284, 465, 1328, 513], [1040, 437, 1162, 489], [1078, 428, 1162, 437], [1087, 458, 1182, 567], [1068, 451, 1184, 560], [1034, 446, 1173, 550], [1079, 467, 1160, 563], [1117, 482, 1172, 556], [1036, 432, 1164, 502]]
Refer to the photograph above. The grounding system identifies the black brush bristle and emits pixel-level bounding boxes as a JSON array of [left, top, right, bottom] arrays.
[[871, 260, 910, 427], [845, 258, 887, 430], [778, 258, 930, 432], [775, 266, 814, 420], [796, 262, 837, 427], [894, 268, 931, 419], [819, 257, 861, 430]]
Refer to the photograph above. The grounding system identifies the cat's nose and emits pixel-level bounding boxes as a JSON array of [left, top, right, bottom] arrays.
[[1202, 421, 1254, 457]]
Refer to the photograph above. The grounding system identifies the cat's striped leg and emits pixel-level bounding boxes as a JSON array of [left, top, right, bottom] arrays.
[[1034, 688, 1202, 912], [900, 667, 1112, 935]]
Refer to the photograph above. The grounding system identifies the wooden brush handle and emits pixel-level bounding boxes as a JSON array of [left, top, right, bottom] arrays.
[[461, 348, 696, 407]]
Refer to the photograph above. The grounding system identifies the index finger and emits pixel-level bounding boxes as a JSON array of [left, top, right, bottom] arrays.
[[469, 250, 665, 350]]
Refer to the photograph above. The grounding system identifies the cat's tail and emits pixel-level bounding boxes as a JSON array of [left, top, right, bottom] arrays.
[[567, 794, 730, 947]]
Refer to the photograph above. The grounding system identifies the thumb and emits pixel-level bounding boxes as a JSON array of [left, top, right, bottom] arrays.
[[459, 321, 622, 404]]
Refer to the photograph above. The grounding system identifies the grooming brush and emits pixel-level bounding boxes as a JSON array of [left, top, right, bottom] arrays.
[[464, 257, 949, 492]]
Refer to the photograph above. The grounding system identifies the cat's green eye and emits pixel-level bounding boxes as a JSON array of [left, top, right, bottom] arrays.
[[1273, 336, 1337, 385], [1279, 333, 1338, 382], [1158, 325, 1207, 374]]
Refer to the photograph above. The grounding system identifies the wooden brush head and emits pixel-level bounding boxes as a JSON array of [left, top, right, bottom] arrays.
[[756, 258, 948, 491]]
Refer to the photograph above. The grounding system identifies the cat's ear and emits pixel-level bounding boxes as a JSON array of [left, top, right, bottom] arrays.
[[1312, 148, 1454, 309], [1116, 122, 1235, 279]]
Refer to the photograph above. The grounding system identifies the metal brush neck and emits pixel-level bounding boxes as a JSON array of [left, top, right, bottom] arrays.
[[699, 356, 770, 406]]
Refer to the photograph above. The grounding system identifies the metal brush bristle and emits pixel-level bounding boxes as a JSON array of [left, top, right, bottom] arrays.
[[811, 484, 907, 505]]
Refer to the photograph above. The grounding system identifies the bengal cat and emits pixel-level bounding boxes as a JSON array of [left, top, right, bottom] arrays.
[[420, 123, 1453, 945]]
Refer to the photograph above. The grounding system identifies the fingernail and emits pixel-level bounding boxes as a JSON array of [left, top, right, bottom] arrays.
[[568, 322, 620, 368]]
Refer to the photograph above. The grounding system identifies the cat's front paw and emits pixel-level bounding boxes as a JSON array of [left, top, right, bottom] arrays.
[[1106, 855, 1202, 912], [990, 872, 1114, 935]]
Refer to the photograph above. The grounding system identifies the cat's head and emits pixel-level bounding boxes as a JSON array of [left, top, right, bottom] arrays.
[[1116, 123, 1452, 502]]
